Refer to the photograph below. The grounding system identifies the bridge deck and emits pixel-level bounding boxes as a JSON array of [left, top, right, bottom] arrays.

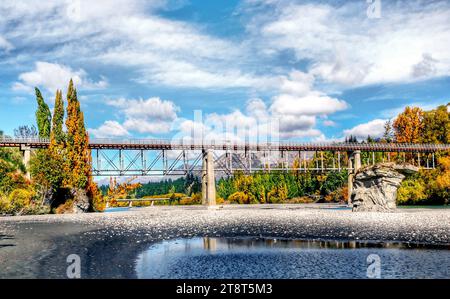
[[1, 137, 449, 152]]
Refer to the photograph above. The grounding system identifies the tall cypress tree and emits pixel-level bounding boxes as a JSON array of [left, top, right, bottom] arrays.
[[50, 90, 65, 145], [65, 80, 92, 190], [35, 87, 52, 139]]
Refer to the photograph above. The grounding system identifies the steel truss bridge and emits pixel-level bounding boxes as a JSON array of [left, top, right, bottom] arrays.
[[1, 137, 449, 177]]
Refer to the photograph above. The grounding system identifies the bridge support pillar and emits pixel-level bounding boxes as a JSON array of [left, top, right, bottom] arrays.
[[354, 150, 361, 171], [347, 156, 353, 205], [347, 150, 362, 206], [202, 149, 216, 206], [20, 145, 32, 180]]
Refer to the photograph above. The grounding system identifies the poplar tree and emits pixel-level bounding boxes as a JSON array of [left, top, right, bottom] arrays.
[[65, 79, 91, 190], [50, 90, 65, 145], [35, 88, 52, 139]]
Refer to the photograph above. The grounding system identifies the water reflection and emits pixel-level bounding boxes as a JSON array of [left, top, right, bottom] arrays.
[[196, 237, 450, 251], [135, 237, 450, 279]]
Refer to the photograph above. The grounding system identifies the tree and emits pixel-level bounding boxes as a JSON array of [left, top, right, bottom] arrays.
[[29, 149, 66, 206], [435, 155, 450, 203], [393, 106, 424, 143], [35, 88, 52, 138], [383, 120, 394, 142], [14, 125, 38, 138], [50, 90, 65, 145], [420, 105, 450, 144], [64, 80, 91, 190]]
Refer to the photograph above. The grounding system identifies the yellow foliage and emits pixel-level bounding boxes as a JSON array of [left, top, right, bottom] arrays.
[[8, 189, 34, 211], [435, 155, 450, 199], [0, 196, 10, 214], [397, 180, 428, 204], [229, 191, 251, 204]]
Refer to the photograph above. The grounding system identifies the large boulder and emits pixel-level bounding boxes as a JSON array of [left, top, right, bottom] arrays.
[[71, 188, 90, 213], [351, 163, 418, 212]]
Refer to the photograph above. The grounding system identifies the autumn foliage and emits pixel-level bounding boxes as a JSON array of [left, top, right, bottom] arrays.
[[393, 106, 424, 143]]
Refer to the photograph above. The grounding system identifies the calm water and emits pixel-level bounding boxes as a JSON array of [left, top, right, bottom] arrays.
[[135, 237, 450, 279]]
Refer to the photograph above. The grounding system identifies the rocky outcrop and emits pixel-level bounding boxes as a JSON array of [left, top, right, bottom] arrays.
[[71, 188, 90, 213], [351, 163, 418, 212]]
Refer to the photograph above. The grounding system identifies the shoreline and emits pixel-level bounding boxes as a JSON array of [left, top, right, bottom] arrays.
[[1, 204, 449, 278]]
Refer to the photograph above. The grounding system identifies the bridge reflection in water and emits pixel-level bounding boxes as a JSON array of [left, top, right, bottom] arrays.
[[135, 237, 450, 279]]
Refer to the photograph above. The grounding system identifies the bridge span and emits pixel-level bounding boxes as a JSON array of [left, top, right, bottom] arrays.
[[1, 137, 449, 206], [1, 137, 449, 152]]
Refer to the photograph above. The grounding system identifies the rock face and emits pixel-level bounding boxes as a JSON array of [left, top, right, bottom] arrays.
[[351, 163, 418, 212], [71, 188, 90, 213]]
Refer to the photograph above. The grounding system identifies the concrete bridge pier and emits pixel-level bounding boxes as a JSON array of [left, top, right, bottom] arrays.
[[347, 150, 361, 206], [201, 149, 216, 206], [20, 145, 32, 180]]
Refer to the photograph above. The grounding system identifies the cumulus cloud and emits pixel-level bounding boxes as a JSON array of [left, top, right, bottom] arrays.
[[12, 61, 107, 94], [247, 1, 450, 86], [343, 119, 387, 139], [412, 53, 438, 78], [1, 1, 268, 90], [89, 120, 130, 138], [268, 70, 348, 138], [103, 97, 180, 134], [271, 93, 348, 116]]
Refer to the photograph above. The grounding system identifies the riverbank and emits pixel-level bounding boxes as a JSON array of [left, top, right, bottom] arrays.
[[1, 204, 449, 278]]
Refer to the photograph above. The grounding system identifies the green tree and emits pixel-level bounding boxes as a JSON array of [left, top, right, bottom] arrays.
[[421, 105, 450, 144], [50, 90, 65, 145], [35, 88, 52, 138]]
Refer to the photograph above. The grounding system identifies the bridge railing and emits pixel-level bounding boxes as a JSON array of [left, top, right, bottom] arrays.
[[1, 136, 450, 151], [0, 136, 50, 143]]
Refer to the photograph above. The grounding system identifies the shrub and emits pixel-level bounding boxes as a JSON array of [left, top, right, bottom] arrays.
[[0, 195, 11, 214], [8, 189, 34, 213], [228, 192, 250, 204], [397, 179, 428, 205]]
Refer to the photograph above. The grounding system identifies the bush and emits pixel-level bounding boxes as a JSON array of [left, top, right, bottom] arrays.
[[229, 192, 251, 204], [0, 195, 11, 214], [7, 188, 35, 215], [397, 179, 428, 205]]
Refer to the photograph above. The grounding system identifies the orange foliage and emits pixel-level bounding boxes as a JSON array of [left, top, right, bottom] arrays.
[[107, 177, 142, 200], [393, 106, 424, 143]]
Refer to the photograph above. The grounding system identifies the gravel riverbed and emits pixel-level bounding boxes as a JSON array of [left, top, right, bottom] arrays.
[[0, 204, 449, 278]]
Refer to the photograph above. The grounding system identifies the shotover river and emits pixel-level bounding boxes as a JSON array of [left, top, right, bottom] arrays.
[[0, 204, 449, 278]]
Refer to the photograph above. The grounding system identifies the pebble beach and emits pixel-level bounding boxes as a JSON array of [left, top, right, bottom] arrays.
[[1, 204, 449, 278]]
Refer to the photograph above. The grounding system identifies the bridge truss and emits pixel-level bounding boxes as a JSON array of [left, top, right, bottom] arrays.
[[2, 137, 447, 177]]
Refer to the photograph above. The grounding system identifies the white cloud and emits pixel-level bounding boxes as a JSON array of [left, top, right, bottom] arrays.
[[270, 93, 348, 116], [12, 61, 107, 94], [248, 1, 450, 86], [246, 98, 269, 120], [107, 97, 178, 121], [104, 97, 180, 134], [266, 70, 348, 138], [343, 119, 387, 139], [89, 120, 129, 138], [1, 1, 269, 90]]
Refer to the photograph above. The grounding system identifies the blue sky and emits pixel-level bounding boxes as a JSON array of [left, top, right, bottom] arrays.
[[1, 0, 450, 142]]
